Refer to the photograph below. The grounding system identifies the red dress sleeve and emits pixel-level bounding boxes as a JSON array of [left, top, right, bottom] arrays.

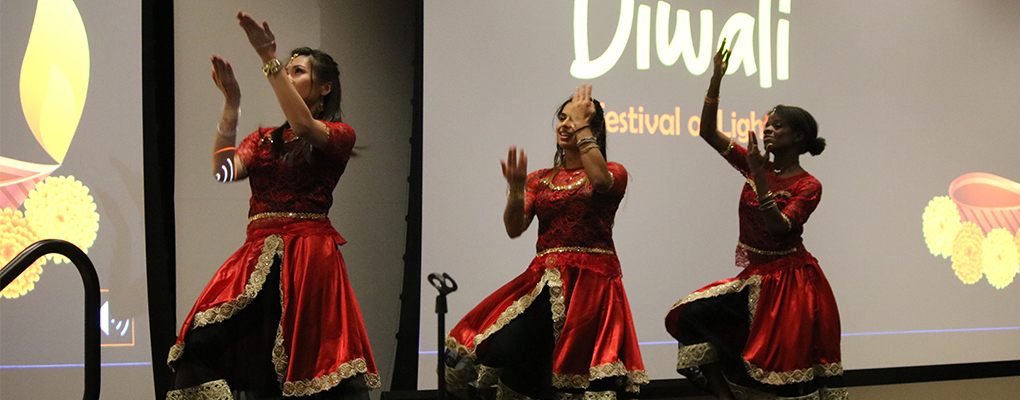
[[780, 176, 822, 229], [236, 129, 264, 170], [602, 162, 628, 198], [320, 121, 356, 163], [720, 140, 752, 178], [524, 169, 551, 220]]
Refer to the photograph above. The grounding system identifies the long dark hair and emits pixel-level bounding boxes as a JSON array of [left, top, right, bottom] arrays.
[[271, 47, 342, 162], [769, 104, 825, 156], [553, 98, 607, 167]]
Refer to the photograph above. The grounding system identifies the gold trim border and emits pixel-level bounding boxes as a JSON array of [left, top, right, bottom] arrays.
[[555, 390, 618, 400], [744, 180, 792, 199], [192, 235, 284, 327], [281, 358, 381, 396], [669, 275, 761, 323], [536, 246, 615, 258], [166, 379, 233, 400], [248, 212, 326, 222], [552, 361, 649, 393], [737, 241, 798, 256], [669, 276, 843, 387], [167, 342, 185, 367], [744, 360, 844, 386], [167, 234, 284, 368], [676, 342, 720, 370], [447, 268, 565, 359], [273, 265, 290, 384]]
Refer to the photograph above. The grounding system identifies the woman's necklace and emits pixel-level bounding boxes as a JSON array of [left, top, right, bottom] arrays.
[[541, 168, 587, 190], [771, 161, 798, 175]]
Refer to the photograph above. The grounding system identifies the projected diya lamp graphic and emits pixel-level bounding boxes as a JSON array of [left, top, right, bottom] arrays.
[[0, 158, 59, 210], [949, 173, 1020, 234], [1, 0, 99, 299], [923, 173, 1020, 290]]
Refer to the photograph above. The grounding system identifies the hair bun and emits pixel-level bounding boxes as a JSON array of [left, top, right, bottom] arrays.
[[807, 137, 826, 156]]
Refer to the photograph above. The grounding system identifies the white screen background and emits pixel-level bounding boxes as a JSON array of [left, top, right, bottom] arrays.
[[419, 0, 1020, 388]]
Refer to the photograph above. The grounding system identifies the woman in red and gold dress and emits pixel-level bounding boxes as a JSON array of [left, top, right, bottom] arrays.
[[445, 85, 647, 400], [664, 41, 846, 400], [166, 12, 377, 400]]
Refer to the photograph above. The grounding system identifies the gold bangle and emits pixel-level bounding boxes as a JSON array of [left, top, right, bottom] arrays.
[[758, 199, 777, 210], [215, 124, 236, 138], [576, 136, 597, 147], [262, 58, 282, 76], [580, 143, 601, 154], [719, 139, 734, 156], [704, 95, 719, 104]]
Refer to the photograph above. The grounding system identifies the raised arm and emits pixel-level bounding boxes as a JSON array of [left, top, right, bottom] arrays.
[[237, 11, 330, 149], [699, 39, 734, 154], [210, 55, 248, 182], [564, 84, 614, 193], [501, 146, 534, 238]]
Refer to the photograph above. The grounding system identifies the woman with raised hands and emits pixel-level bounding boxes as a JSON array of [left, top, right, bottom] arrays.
[[166, 11, 377, 400], [664, 39, 846, 400], [445, 85, 648, 400]]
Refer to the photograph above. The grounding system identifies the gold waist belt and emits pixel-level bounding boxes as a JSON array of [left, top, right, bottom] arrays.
[[738, 241, 798, 256], [249, 212, 327, 222], [536, 246, 615, 257]]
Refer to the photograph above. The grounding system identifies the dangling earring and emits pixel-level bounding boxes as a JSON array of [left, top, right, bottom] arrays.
[[313, 98, 324, 116]]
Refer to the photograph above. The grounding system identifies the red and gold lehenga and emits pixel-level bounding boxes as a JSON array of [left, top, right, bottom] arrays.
[[665, 142, 846, 400], [168, 122, 380, 397], [446, 162, 648, 400]]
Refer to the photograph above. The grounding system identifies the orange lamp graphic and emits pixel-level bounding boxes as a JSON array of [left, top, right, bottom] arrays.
[[1, 0, 99, 299], [923, 173, 1020, 289]]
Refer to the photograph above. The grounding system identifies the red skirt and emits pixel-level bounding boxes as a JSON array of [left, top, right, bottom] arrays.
[[665, 249, 843, 390], [446, 251, 648, 394], [168, 218, 379, 396]]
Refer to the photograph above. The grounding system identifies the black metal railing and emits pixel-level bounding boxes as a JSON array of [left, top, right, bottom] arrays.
[[0, 239, 101, 400]]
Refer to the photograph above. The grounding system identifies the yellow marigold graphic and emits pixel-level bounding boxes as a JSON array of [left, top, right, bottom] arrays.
[[1016, 231, 1020, 259], [950, 222, 984, 284], [1, 208, 46, 298], [922, 196, 962, 258], [982, 228, 1018, 289], [23, 175, 99, 264]]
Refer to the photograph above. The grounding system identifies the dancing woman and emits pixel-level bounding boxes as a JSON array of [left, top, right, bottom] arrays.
[[664, 40, 847, 400], [166, 11, 378, 400], [445, 85, 648, 400]]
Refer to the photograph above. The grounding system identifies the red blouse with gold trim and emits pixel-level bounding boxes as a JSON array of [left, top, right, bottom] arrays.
[[168, 121, 380, 396], [446, 162, 649, 394], [665, 142, 844, 388]]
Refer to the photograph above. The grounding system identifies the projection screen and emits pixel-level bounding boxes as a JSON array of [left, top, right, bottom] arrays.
[[1, 0, 152, 398], [419, 0, 1020, 388]]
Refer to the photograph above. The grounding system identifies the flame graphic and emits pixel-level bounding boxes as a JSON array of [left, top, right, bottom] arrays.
[[19, 0, 90, 164], [1, 0, 88, 210]]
